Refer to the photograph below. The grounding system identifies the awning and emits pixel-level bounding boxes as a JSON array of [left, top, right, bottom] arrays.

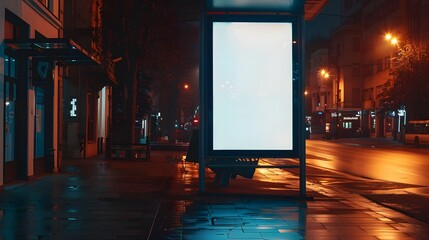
[[4, 38, 100, 65], [5, 38, 117, 85]]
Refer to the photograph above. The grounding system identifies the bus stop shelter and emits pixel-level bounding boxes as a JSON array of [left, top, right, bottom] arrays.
[[198, 0, 328, 197]]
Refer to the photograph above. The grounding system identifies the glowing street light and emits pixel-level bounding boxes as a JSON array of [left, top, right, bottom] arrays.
[[385, 33, 399, 46], [385, 33, 392, 41], [320, 69, 330, 79], [183, 84, 189, 90], [319, 67, 340, 138]]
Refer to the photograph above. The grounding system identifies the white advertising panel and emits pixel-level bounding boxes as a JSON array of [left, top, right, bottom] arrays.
[[212, 22, 293, 150]]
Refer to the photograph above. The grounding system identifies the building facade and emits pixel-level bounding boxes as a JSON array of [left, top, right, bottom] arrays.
[[1, 0, 113, 186], [308, 0, 429, 139], [1, 0, 66, 185], [361, 0, 408, 138], [63, 0, 115, 159]]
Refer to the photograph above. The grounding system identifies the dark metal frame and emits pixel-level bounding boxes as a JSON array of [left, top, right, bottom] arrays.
[[205, 14, 301, 158], [4, 38, 99, 65], [199, 1, 307, 197]]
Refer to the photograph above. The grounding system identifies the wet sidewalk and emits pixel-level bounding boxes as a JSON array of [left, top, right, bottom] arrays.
[[1, 151, 428, 239]]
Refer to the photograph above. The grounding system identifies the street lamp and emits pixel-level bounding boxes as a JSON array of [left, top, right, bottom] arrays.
[[319, 69, 330, 139], [384, 33, 415, 67], [320, 68, 330, 79], [319, 68, 340, 139], [385, 33, 399, 46], [183, 82, 196, 120], [383, 33, 410, 140]]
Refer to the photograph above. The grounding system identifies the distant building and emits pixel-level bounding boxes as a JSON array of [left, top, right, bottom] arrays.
[[307, 0, 429, 139], [328, 8, 362, 138]]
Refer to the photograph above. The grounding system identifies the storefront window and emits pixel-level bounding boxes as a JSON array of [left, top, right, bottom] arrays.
[[9, 57, 16, 78], [4, 55, 16, 77], [5, 56, 9, 76], [343, 122, 352, 129], [35, 87, 45, 158], [5, 82, 16, 162], [4, 54, 18, 163], [371, 111, 376, 134]]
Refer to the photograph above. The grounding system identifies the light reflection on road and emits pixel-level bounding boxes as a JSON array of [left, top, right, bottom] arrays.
[[306, 140, 429, 186]]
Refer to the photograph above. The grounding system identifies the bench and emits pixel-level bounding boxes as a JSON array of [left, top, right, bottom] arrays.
[[109, 144, 150, 160], [208, 158, 259, 187]]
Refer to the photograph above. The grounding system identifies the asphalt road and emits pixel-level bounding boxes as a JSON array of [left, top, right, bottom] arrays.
[[306, 138, 429, 186], [302, 137, 429, 223]]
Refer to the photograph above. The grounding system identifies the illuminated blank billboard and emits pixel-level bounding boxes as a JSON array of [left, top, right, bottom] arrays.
[[212, 22, 294, 152]]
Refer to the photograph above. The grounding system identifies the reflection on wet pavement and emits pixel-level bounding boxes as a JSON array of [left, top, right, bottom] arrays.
[[152, 198, 306, 240], [0, 151, 428, 239]]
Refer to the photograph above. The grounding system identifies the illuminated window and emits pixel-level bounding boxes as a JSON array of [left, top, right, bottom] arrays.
[[5, 80, 17, 162], [343, 122, 352, 129], [4, 55, 17, 78], [35, 87, 45, 158]]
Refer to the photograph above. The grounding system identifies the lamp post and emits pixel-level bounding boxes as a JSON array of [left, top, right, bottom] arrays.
[[335, 65, 340, 139], [385, 33, 401, 68], [320, 68, 340, 139], [384, 33, 407, 140], [320, 68, 330, 140], [320, 69, 329, 139]]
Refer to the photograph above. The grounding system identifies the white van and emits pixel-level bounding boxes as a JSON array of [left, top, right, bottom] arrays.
[[404, 120, 429, 147]]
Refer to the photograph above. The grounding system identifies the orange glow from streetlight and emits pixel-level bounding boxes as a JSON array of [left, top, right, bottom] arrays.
[[320, 69, 330, 79], [184, 84, 189, 90], [385, 33, 392, 41], [385, 33, 399, 46]]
